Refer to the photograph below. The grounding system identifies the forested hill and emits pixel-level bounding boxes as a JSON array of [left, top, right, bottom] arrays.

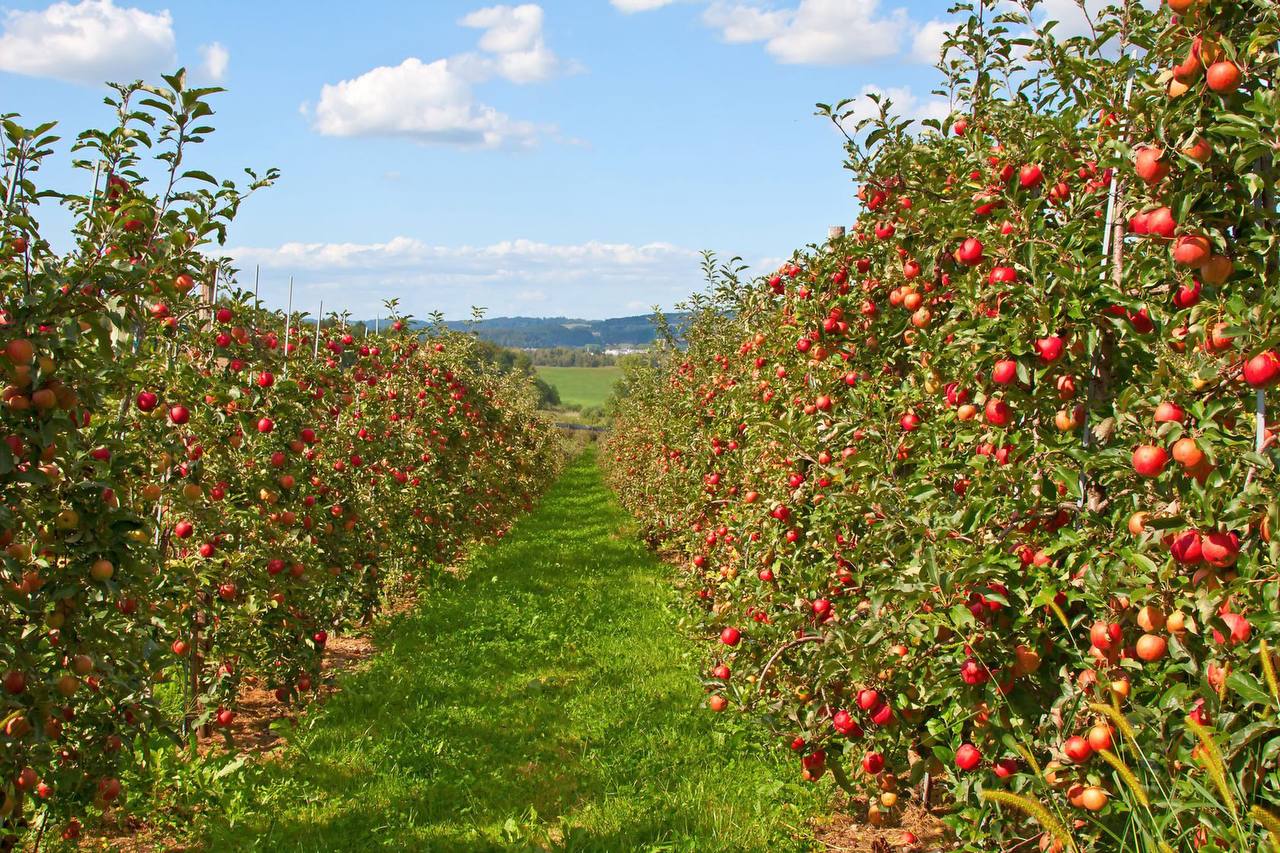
[[430, 314, 687, 348]]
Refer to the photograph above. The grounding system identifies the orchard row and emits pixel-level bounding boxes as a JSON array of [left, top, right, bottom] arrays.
[[1, 77, 559, 841], [607, 1, 1279, 850]]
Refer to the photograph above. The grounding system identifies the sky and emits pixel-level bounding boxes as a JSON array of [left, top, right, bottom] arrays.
[[0, 0, 1110, 321]]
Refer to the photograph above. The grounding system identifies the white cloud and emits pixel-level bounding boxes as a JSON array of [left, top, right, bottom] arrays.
[[223, 237, 702, 319], [1022, 0, 1159, 42], [0, 0, 175, 85], [702, 0, 909, 64], [199, 41, 229, 81], [459, 4, 566, 83], [611, 0, 678, 11], [310, 4, 573, 148], [312, 57, 541, 148], [911, 19, 950, 64], [837, 84, 950, 126]]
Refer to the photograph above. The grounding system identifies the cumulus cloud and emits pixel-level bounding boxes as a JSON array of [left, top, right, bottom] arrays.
[[835, 84, 951, 128], [702, 0, 910, 64], [459, 4, 567, 83], [611, 0, 678, 11], [0, 0, 175, 85], [313, 58, 542, 148], [199, 41, 229, 81], [310, 4, 574, 148], [223, 236, 702, 319], [911, 19, 951, 65]]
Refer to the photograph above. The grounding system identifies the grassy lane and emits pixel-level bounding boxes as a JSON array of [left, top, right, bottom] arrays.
[[196, 450, 828, 852]]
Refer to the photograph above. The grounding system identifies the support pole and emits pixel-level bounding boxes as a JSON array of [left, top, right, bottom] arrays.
[[283, 277, 294, 376]]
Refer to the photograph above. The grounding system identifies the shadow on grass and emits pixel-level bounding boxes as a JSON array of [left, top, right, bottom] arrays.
[[196, 450, 827, 852]]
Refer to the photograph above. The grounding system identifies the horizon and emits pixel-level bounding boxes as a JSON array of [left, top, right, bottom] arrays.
[[0, 0, 1123, 322]]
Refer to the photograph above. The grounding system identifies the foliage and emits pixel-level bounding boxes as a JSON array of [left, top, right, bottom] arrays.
[[605, 1, 1280, 849], [0, 72, 559, 844]]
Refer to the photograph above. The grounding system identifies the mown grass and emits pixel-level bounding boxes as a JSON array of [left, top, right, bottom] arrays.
[[534, 366, 622, 409], [193, 450, 828, 851]]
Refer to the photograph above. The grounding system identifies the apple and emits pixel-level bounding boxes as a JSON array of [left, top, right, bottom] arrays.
[[1134, 146, 1169, 185], [3, 670, 26, 694], [1173, 235, 1211, 267], [1205, 61, 1241, 93], [1034, 336, 1064, 363], [720, 626, 741, 646], [168, 404, 190, 425], [1018, 164, 1043, 188], [1173, 280, 1201, 308], [1132, 445, 1169, 477], [1201, 530, 1239, 568], [955, 743, 982, 771], [992, 359, 1018, 385], [956, 238, 984, 266], [862, 751, 885, 774], [1063, 735, 1093, 762], [1136, 633, 1167, 661], [1153, 401, 1185, 423], [1170, 530, 1203, 564], [833, 709, 861, 736], [1243, 351, 1280, 388], [1213, 612, 1251, 646]]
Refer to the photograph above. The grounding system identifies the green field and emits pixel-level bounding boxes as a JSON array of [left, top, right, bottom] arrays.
[[535, 366, 623, 409]]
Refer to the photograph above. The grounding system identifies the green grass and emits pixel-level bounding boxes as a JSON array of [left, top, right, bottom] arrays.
[[193, 450, 828, 852], [535, 366, 622, 409]]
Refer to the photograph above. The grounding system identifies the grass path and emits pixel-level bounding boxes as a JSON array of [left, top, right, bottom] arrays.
[[196, 450, 828, 851]]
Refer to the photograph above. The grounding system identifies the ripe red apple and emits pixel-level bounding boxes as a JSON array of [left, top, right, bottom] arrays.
[[992, 359, 1018, 385], [1243, 351, 1280, 388], [1201, 530, 1239, 568], [1063, 735, 1093, 763], [1205, 61, 1241, 93], [1132, 445, 1169, 477], [1173, 280, 1201, 308], [1034, 336, 1064, 363], [1170, 529, 1203, 565], [720, 626, 741, 646], [1145, 206, 1176, 238], [1173, 235, 1211, 267], [1134, 146, 1170, 185], [168, 404, 190, 425], [1018, 164, 1043, 188], [1213, 612, 1251, 646], [862, 751, 885, 774], [1154, 401, 1185, 424], [833, 709, 861, 737], [984, 397, 1011, 427], [956, 238, 984, 266], [955, 743, 981, 771], [993, 757, 1018, 779]]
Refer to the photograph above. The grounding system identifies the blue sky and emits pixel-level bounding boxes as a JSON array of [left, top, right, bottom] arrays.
[[0, 0, 1103, 321]]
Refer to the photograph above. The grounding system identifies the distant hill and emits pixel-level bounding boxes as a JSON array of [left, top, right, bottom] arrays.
[[418, 314, 688, 349]]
